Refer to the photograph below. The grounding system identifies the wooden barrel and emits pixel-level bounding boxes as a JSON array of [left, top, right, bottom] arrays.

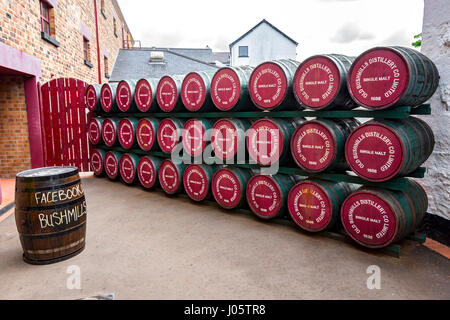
[[181, 71, 216, 112], [211, 118, 251, 161], [347, 46, 440, 110], [86, 84, 102, 112], [157, 75, 186, 112], [247, 118, 306, 166], [291, 118, 360, 173], [293, 54, 358, 110], [157, 118, 186, 154], [119, 153, 140, 184], [158, 159, 187, 195], [183, 164, 219, 202], [210, 66, 258, 111], [137, 155, 162, 189], [116, 80, 137, 112], [212, 167, 253, 210], [246, 174, 296, 220], [249, 59, 302, 111], [136, 118, 159, 151], [88, 117, 103, 145], [15, 167, 86, 264], [288, 179, 353, 232], [341, 179, 427, 248], [182, 118, 214, 157], [90, 148, 106, 176], [345, 117, 435, 182], [134, 78, 160, 112], [100, 82, 119, 113], [117, 118, 138, 150], [101, 118, 120, 147], [104, 151, 122, 180]]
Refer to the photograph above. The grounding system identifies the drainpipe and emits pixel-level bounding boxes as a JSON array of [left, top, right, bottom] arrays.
[[93, 0, 102, 84]]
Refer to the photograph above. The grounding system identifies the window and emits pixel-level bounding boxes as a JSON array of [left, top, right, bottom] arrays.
[[104, 56, 110, 78], [101, 0, 107, 18], [83, 38, 93, 67], [113, 18, 118, 37], [40, 0, 59, 46], [238, 46, 248, 57]]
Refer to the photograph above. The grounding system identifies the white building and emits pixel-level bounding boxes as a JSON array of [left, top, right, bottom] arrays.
[[229, 19, 298, 67]]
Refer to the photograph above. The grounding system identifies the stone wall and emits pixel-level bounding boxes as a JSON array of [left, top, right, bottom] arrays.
[[421, 0, 450, 220]]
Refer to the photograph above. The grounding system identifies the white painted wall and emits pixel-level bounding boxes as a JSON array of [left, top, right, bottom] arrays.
[[230, 22, 297, 67], [420, 0, 450, 220]]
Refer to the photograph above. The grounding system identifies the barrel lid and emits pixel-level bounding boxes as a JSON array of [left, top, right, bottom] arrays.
[[157, 76, 178, 112], [182, 119, 208, 157], [105, 151, 120, 179], [341, 190, 398, 248], [182, 72, 207, 111], [183, 165, 210, 201], [247, 119, 283, 166], [212, 168, 242, 209], [211, 119, 239, 160], [287, 181, 333, 232], [345, 122, 404, 182], [159, 160, 181, 194], [90, 150, 104, 176], [211, 68, 241, 111], [135, 79, 154, 112], [157, 118, 181, 153], [16, 167, 78, 180], [249, 62, 288, 110], [88, 118, 102, 145], [116, 80, 133, 112], [137, 118, 156, 151], [86, 85, 98, 111], [294, 55, 341, 109], [100, 83, 114, 112], [138, 156, 158, 188], [102, 119, 117, 147], [119, 154, 137, 184], [118, 118, 135, 149], [291, 121, 336, 172], [246, 175, 282, 218], [348, 47, 409, 109]]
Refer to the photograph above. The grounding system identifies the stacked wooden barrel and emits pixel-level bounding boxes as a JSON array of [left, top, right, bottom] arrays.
[[87, 45, 438, 250]]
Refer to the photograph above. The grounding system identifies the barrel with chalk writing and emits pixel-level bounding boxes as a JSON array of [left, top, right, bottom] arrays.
[[15, 167, 87, 264]]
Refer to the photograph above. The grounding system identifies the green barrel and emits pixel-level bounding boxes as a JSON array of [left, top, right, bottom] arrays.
[[291, 118, 360, 173], [341, 178, 428, 248], [119, 153, 140, 185], [90, 148, 106, 176], [347, 46, 440, 110], [104, 151, 122, 180], [158, 159, 187, 195], [86, 84, 102, 112], [157, 75, 186, 112], [137, 155, 162, 189], [100, 82, 119, 113], [183, 164, 220, 202], [345, 116, 435, 182], [181, 70, 217, 112], [246, 173, 296, 220], [212, 167, 253, 210], [101, 117, 121, 147], [288, 178, 354, 232], [211, 118, 251, 162], [117, 117, 139, 149], [210, 66, 258, 111], [182, 118, 215, 158], [134, 78, 161, 112]]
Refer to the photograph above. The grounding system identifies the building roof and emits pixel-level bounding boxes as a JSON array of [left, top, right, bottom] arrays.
[[109, 47, 219, 81], [213, 52, 231, 65], [229, 19, 298, 48]]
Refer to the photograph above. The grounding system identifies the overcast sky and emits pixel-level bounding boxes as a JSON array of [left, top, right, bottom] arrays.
[[116, 0, 424, 60]]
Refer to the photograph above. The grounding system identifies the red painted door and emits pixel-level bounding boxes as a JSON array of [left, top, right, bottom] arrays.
[[40, 78, 91, 172]]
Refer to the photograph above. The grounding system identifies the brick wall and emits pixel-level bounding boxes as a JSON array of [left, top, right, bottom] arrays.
[[0, 76, 31, 178], [0, 0, 133, 177], [0, 0, 132, 84]]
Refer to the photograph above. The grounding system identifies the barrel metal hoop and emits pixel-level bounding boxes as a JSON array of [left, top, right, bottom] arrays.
[[25, 237, 85, 255]]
